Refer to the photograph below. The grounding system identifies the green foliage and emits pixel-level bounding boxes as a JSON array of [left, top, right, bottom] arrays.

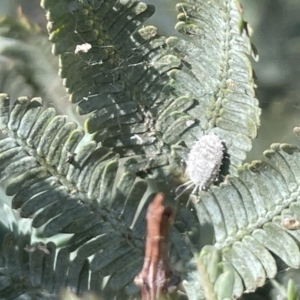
[[0, 14, 66, 107], [1, 0, 299, 300], [41, 0, 259, 175]]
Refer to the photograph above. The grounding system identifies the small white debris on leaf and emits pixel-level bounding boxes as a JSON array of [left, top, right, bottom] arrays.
[[24, 243, 50, 254], [24, 245, 36, 252], [65, 151, 76, 163], [281, 217, 300, 230], [186, 132, 224, 189], [74, 43, 92, 54], [186, 120, 195, 127]]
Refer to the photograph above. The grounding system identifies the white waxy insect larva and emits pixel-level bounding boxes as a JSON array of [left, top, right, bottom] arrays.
[[186, 133, 223, 188], [176, 133, 224, 199]]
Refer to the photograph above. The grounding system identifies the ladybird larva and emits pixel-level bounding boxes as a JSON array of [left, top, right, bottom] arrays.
[[186, 133, 223, 189], [176, 133, 224, 198]]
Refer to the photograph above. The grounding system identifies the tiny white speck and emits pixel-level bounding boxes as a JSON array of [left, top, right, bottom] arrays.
[[130, 134, 143, 144], [74, 43, 92, 54], [186, 120, 194, 127]]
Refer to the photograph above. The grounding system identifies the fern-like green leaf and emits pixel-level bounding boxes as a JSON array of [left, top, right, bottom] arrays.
[[0, 15, 67, 108], [181, 140, 300, 298], [41, 0, 260, 177], [0, 93, 196, 298], [166, 0, 260, 173], [0, 94, 146, 296], [0, 222, 95, 299]]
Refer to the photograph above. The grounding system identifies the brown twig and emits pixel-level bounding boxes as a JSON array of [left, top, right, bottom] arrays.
[[134, 193, 173, 300]]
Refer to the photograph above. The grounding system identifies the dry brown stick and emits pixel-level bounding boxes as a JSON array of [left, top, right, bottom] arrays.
[[134, 193, 173, 300]]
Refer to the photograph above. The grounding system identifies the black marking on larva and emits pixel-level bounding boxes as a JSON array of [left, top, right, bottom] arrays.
[[186, 133, 224, 189]]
